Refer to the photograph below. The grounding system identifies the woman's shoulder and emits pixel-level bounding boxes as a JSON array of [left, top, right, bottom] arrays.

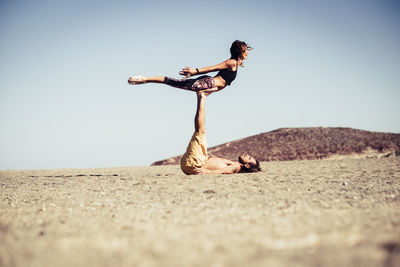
[[224, 59, 237, 69]]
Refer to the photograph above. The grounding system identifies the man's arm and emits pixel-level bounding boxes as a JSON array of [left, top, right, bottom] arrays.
[[193, 162, 241, 175]]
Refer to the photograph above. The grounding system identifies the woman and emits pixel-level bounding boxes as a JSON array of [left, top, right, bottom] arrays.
[[127, 40, 252, 93]]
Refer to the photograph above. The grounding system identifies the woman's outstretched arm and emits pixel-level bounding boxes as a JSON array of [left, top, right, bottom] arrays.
[[179, 59, 236, 78]]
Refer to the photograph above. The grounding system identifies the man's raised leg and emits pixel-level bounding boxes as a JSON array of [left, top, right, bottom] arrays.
[[194, 91, 207, 134]]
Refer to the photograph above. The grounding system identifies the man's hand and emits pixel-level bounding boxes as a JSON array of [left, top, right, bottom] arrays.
[[193, 167, 206, 175]]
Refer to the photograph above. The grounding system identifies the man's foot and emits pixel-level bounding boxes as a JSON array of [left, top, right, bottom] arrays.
[[196, 90, 209, 99], [128, 76, 145, 85], [196, 87, 218, 97]]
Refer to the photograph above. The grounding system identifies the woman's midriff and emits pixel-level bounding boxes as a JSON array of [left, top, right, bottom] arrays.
[[212, 76, 227, 89]]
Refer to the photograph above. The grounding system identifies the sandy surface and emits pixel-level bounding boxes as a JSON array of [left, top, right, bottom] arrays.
[[1, 157, 400, 267]]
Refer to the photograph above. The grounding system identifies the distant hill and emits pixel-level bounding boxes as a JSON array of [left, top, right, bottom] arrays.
[[151, 127, 400, 166]]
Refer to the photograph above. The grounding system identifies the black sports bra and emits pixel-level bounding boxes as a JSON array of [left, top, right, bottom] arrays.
[[216, 60, 238, 86]]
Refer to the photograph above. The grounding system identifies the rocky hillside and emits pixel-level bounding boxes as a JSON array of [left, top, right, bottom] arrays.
[[151, 127, 400, 166]]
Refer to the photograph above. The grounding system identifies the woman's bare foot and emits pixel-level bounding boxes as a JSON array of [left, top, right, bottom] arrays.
[[128, 76, 145, 85]]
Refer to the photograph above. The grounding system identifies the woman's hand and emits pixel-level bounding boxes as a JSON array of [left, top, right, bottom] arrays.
[[179, 66, 196, 78]]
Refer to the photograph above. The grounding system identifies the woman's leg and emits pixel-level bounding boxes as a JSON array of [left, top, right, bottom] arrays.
[[128, 76, 164, 84], [128, 75, 194, 91], [164, 77, 196, 91], [164, 75, 215, 92], [143, 76, 165, 83], [128, 75, 216, 92]]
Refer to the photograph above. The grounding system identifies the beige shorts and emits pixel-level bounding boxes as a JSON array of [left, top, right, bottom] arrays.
[[180, 132, 208, 175]]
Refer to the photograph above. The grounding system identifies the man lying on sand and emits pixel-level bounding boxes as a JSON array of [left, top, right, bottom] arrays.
[[181, 91, 261, 175]]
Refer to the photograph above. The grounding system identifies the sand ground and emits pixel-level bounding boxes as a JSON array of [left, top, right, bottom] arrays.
[[1, 157, 399, 267]]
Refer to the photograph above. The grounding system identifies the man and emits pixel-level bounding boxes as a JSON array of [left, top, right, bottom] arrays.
[[180, 91, 261, 175]]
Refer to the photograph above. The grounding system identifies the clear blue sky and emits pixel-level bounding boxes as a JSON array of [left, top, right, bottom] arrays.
[[1, 0, 399, 170]]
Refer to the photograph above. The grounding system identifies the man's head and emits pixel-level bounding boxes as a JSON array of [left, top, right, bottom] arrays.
[[230, 40, 252, 61], [238, 154, 261, 173]]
